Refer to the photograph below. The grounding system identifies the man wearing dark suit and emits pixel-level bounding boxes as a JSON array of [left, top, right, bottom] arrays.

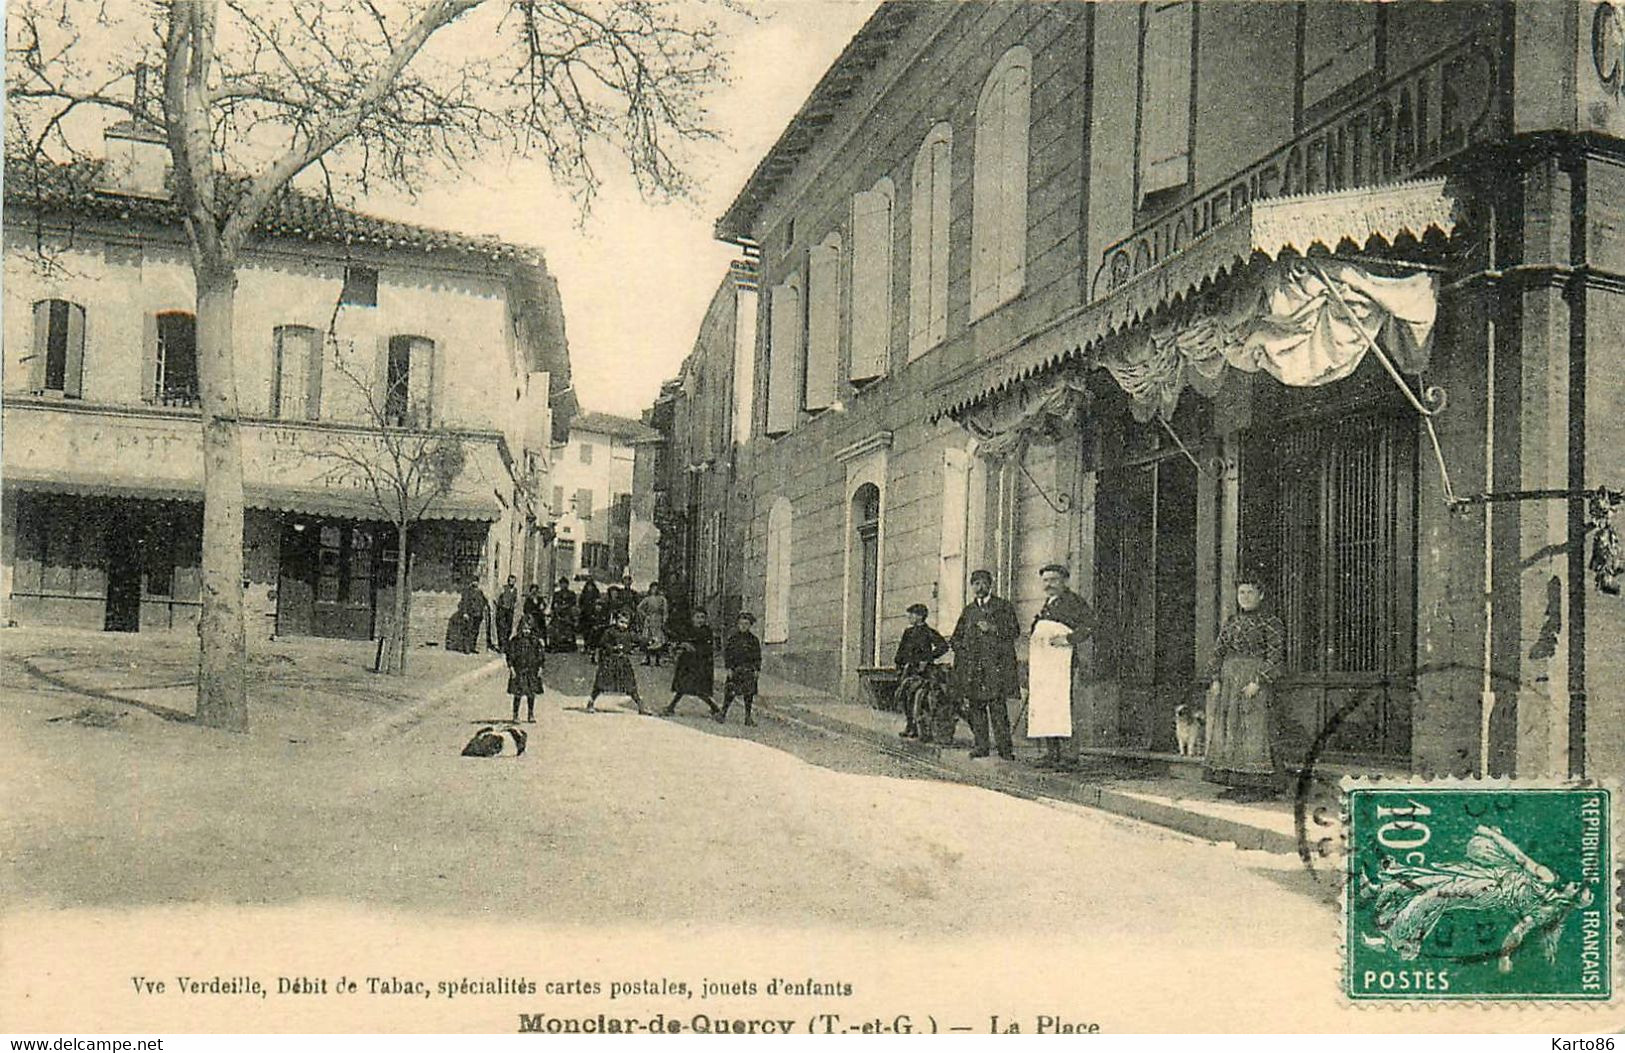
[[950, 569, 1020, 759], [1033, 563, 1095, 770]]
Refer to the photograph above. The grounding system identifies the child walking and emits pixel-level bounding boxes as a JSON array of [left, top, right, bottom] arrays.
[[506, 614, 545, 723], [589, 608, 646, 714], [718, 611, 762, 726], [662, 608, 720, 718]]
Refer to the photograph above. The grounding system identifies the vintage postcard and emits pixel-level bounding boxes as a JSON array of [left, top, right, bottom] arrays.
[[3, 0, 1624, 1038]]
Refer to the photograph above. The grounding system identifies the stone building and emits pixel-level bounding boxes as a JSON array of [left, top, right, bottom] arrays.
[[646, 259, 759, 626], [549, 411, 660, 586], [715, 1, 1624, 779], [1, 132, 574, 643]]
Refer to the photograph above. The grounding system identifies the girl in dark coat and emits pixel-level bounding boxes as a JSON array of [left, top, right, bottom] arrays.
[[548, 579, 577, 652], [661, 609, 720, 718], [589, 608, 645, 714], [506, 615, 546, 723], [578, 578, 602, 655]]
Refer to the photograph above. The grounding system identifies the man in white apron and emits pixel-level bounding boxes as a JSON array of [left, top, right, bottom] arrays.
[[1028, 564, 1094, 770]]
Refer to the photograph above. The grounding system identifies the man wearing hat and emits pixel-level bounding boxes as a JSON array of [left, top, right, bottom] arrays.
[[894, 602, 950, 741], [1028, 563, 1094, 770], [950, 569, 1020, 759]]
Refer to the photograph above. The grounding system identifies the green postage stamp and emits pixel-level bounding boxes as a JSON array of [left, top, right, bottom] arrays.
[[1345, 784, 1616, 1001]]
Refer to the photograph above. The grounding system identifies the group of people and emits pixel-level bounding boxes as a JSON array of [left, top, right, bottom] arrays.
[[447, 571, 766, 732], [891, 563, 1285, 798]]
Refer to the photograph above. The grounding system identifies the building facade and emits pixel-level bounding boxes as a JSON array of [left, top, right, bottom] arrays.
[[548, 411, 660, 586], [1, 132, 573, 644], [647, 259, 759, 626], [717, 0, 1625, 779]]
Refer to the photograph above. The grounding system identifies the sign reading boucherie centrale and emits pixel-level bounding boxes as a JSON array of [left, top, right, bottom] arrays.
[[1092, 31, 1500, 300]]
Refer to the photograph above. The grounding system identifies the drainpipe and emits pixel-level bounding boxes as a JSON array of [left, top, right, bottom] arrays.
[[1479, 203, 1498, 778]]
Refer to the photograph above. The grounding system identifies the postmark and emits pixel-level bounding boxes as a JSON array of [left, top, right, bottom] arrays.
[[1344, 783, 1615, 1001]]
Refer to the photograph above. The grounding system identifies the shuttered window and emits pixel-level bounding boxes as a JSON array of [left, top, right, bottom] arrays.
[[150, 311, 199, 406], [908, 123, 952, 360], [805, 233, 842, 411], [849, 178, 895, 383], [1137, 1, 1195, 202], [765, 278, 802, 435], [764, 496, 793, 644], [971, 48, 1032, 319], [30, 299, 87, 398], [272, 325, 322, 420], [1302, 2, 1379, 111], [939, 448, 971, 623], [384, 335, 435, 427]]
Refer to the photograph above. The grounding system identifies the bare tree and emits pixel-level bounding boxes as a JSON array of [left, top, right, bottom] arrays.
[[6, 0, 727, 729], [314, 337, 473, 676]]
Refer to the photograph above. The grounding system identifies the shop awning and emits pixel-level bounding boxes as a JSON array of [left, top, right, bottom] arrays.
[[2, 470, 501, 522], [931, 178, 1460, 420]]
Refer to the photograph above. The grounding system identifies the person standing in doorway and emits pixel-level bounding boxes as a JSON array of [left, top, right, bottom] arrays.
[[951, 569, 1020, 759], [494, 575, 519, 654], [1028, 564, 1093, 771], [1204, 574, 1286, 800]]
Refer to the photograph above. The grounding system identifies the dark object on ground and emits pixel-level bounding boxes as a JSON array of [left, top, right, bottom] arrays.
[[461, 725, 527, 757]]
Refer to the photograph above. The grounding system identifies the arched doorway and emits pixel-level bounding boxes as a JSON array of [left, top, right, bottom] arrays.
[[852, 483, 881, 666]]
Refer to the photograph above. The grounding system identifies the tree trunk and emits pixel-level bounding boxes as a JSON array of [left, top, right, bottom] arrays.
[[391, 522, 411, 676], [194, 261, 249, 731]]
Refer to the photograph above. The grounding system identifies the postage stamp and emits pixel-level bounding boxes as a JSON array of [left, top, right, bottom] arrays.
[[1344, 783, 1615, 1002]]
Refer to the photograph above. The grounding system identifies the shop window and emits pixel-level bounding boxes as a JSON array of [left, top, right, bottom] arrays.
[[1137, 1, 1195, 204], [272, 325, 322, 420], [31, 299, 86, 397], [908, 123, 952, 359], [347, 527, 375, 604], [971, 47, 1031, 320], [451, 535, 483, 582], [149, 311, 199, 406], [317, 524, 344, 603], [582, 541, 612, 574], [384, 334, 435, 427], [341, 265, 378, 307], [849, 178, 894, 384]]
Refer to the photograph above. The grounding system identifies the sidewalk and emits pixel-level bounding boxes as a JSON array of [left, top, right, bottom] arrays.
[[753, 669, 1318, 855], [1, 625, 503, 742]]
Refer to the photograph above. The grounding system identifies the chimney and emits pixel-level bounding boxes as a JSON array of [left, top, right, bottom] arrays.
[[99, 64, 171, 198]]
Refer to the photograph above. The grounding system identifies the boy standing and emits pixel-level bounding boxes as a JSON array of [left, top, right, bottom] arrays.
[[894, 602, 950, 741], [719, 612, 762, 726]]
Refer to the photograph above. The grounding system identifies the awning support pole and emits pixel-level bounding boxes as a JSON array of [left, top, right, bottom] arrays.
[[1309, 261, 1458, 505]]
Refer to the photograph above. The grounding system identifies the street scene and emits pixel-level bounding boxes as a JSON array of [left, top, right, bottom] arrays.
[[3, 0, 1623, 1036]]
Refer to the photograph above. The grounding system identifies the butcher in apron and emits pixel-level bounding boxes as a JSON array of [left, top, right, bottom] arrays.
[[1028, 564, 1094, 771]]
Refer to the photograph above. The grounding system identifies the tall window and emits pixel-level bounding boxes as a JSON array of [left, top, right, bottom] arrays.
[[1243, 412, 1413, 676], [805, 232, 841, 411], [1301, 2, 1379, 114], [1137, 1, 1195, 203], [151, 311, 198, 406], [764, 496, 793, 644], [971, 47, 1032, 319], [272, 325, 322, 420], [908, 123, 952, 359], [30, 299, 86, 397], [384, 334, 435, 427], [574, 487, 594, 520], [764, 275, 802, 435], [579, 441, 594, 464], [849, 178, 894, 384], [341, 265, 378, 307]]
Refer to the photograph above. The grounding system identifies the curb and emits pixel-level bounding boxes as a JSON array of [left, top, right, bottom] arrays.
[[358, 656, 507, 741], [762, 700, 1298, 854]]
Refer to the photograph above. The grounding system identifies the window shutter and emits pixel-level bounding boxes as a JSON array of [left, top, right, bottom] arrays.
[[908, 143, 934, 359], [939, 448, 970, 622], [928, 137, 951, 347], [765, 281, 801, 434], [805, 238, 841, 411], [375, 334, 392, 419], [142, 312, 160, 402], [29, 301, 49, 393], [63, 303, 86, 398], [849, 186, 892, 382], [408, 338, 435, 426], [1138, 1, 1194, 201], [576, 487, 594, 520], [305, 330, 324, 420], [971, 79, 1006, 318], [999, 63, 1031, 303]]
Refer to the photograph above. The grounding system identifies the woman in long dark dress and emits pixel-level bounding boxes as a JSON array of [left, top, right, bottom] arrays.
[[1204, 576, 1287, 799], [548, 578, 577, 652], [661, 609, 720, 718], [588, 608, 645, 714], [505, 615, 546, 723], [578, 578, 602, 655]]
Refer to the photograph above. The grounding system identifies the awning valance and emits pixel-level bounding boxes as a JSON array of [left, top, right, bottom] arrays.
[[3, 471, 502, 522], [930, 178, 1459, 420]]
